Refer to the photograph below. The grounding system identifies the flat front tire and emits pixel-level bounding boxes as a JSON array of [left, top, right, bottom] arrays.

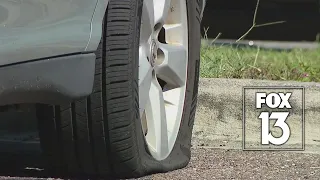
[[36, 0, 202, 178]]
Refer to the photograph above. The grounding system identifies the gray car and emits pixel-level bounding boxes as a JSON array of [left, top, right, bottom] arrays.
[[0, 0, 205, 178]]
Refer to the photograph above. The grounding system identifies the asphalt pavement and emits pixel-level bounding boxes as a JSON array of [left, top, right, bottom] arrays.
[[0, 148, 319, 180]]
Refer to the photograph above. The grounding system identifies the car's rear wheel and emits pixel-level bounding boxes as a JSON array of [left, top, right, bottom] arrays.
[[36, 0, 201, 178]]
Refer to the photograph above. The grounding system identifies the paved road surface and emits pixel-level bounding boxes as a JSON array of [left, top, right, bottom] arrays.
[[147, 148, 320, 180], [0, 148, 319, 179]]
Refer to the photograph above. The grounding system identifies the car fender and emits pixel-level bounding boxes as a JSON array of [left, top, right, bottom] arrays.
[[85, 0, 109, 52], [0, 0, 99, 66]]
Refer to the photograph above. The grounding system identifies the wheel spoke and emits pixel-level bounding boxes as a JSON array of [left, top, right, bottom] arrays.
[[141, 1, 154, 43], [145, 78, 169, 160], [153, 0, 171, 25], [142, 0, 171, 31], [163, 87, 183, 134], [163, 87, 180, 106], [139, 46, 153, 116], [163, 24, 185, 45], [155, 43, 187, 87]]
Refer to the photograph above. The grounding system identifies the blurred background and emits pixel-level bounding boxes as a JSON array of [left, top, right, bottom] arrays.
[[202, 0, 320, 42]]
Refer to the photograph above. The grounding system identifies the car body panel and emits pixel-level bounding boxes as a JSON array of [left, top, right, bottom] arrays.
[[0, 0, 107, 66], [0, 0, 205, 106], [0, 53, 96, 106], [85, 0, 108, 52], [0, 0, 203, 66]]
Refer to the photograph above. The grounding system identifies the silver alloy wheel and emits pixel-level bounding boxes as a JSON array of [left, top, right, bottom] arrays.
[[139, 0, 188, 161]]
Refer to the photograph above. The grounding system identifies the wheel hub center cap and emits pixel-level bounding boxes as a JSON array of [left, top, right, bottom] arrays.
[[149, 39, 158, 67]]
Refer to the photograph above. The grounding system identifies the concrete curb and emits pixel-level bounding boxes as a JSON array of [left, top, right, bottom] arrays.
[[202, 39, 320, 50], [192, 78, 320, 154], [0, 78, 319, 154]]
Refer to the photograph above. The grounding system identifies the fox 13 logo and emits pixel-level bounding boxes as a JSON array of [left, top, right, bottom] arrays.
[[242, 87, 305, 151]]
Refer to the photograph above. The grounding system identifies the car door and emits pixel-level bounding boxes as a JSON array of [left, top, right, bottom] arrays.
[[0, 0, 100, 66]]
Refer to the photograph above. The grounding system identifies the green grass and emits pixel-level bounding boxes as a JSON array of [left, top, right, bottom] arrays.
[[200, 45, 320, 82]]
